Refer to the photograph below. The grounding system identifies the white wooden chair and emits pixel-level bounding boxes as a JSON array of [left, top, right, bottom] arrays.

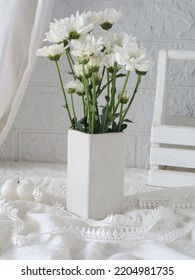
[[149, 49, 195, 187]]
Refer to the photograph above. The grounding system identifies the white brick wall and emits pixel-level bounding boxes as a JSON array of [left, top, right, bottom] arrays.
[[1, 0, 195, 167]]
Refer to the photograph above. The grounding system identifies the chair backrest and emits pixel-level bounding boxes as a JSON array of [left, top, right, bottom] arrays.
[[148, 49, 195, 188], [153, 49, 195, 126]]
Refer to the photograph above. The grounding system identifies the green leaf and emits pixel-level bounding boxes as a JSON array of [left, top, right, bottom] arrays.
[[100, 106, 107, 124], [108, 113, 120, 122], [97, 88, 102, 96], [67, 71, 74, 76], [108, 113, 115, 122], [116, 73, 126, 78], [77, 116, 88, 132], [114, 113, 120, 118], [120, 123, 128, 131], [76, 122, 85, 132], [105, 95, 110, 102], [112, 121, 118, 132], [123, 118, 133, 123], [94, 119, 101, 133]]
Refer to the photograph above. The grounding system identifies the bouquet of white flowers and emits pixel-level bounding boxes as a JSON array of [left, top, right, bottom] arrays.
[[36, 9, 153, 134]]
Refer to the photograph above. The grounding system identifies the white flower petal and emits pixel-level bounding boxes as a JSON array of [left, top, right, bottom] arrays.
[[36, 44, 65, 58], [71, 34, 103, 57], [44, 11, 95, 43], [65, 79, 84, 94], [96, 9, 122, 25]]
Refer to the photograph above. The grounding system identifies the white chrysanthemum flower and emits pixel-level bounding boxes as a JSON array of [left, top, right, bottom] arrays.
[[115, 43, 153, 72], [44, 31, 67, 45], [118, 90, 129, 104], [93, 71, 102, 84], [103, 32, 132, 52], [71, 34, 104, 59], [74, 62, 90, 77], [102, 53, 116, 68], [65, 79, 84, 95], [95, 9, 122, 30], [44, 19, 68, 44], [36, 44, 65, 60], [88, 54, 103, 72], [44, 11, 95, 43], [102, 32, 136, 68], [83, 11, 98, 25]]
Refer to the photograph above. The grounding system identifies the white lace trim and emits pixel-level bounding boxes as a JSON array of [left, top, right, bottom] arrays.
[[139, 199, 195, 209], [158, 221, 195, 243], [1, 196, 195, 246], [33, 189, 66, 211]]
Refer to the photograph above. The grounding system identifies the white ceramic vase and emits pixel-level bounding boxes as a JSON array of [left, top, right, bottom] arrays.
[[67, 129, 125, 220]]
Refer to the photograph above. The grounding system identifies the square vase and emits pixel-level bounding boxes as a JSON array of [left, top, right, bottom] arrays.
[[67, 129, 125, 220]]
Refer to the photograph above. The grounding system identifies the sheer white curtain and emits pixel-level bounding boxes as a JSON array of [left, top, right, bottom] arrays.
[[0, 0, 55, 146]]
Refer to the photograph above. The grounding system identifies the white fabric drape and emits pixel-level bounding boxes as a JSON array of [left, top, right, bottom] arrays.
[[0, 162, 195, 260], [0, 0, 55, 146]]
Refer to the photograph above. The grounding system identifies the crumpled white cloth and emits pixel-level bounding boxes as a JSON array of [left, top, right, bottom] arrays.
[[0, 162, 195, 260]]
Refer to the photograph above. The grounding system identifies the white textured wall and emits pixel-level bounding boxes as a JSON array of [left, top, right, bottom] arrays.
[[1, 0, 195, 167]]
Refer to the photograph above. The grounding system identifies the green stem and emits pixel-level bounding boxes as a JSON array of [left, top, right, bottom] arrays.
[[82, 94, 86, 117], [118, 103, 124, 132], [114, 71, 130, 114], [106, 68, 110, 99], [66, 50, 76, 79], [95, 102, 100, 130], [65, 50, 77, 125], [102, 69, 111, 132], [91, 74, 97, 133], [71, 94, 77, 123], [66, 51, 77, 122], [110, 62, 118, 129], [121, 74, 142, 123], [68, 50, 75, 65], [55, 61, 74, 128], [82, 64, 91, 133], [96, 66, 105, 96], [110, 63, 117, 111]]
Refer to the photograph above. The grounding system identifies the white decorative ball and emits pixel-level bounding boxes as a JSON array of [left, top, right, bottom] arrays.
[[16, 179, 35, 200], [0, 178, 19, 200]]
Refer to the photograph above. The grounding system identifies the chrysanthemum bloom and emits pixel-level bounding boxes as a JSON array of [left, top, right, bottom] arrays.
[[102, 32, 136, 68], [74, 62, 90, 78], [88, 54, 103, 73], [36, 44, 65, 61], [95, 8, 122, 30], [71, 34, 104, 63], [65, 79, 84, 95], [44, 11, 95, 44], [115, 43, 153, 73]]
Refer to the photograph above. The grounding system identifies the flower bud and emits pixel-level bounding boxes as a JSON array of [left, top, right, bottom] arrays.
[[67, 88, 75, 94], [92, 72, 102, 85], [79, 54, 90, 64], [89, 65, 99, 73], [118, 91, 129, 104]]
